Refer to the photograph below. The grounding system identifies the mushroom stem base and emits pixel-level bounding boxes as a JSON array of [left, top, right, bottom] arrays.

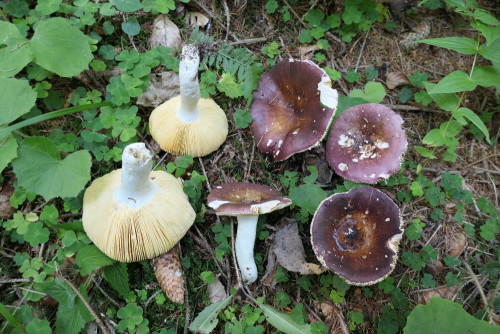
[[235, 215, 259, 283]]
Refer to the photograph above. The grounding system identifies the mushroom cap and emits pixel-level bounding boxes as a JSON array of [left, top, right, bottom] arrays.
[[249, 59, 338, 161], [310, 186, 403, 285], [207, 182, 292, 216], [82, 170, 195, 262], [325, 103, 407, 184], [149, 96, 228, 157]]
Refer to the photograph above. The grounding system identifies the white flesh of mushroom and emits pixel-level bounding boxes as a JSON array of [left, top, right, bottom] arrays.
[[177, 44, 201, 123], [114, 143, 160, 209]]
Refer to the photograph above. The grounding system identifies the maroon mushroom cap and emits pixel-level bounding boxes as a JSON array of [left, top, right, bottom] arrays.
[[326, 103, 407, 184], [310, 186, 403, 285], [207, 182, 292, 216], [250, 59, 338, 161]]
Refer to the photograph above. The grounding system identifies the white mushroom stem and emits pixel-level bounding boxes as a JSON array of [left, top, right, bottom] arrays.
[[235, 215, 259, 283], [177, 44, 201, 123], [114, 143, 159, 209]]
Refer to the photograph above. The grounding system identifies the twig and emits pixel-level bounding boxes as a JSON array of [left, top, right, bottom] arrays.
[[198, 157, 212, 192], [465, 153, 500, 168], [92, 277, 122, 308], [0, 278, 31, 284], [228, 37, 267, 46], [57, 276, 110, 334], [384, 104, 448, 115], [188, 229, 228, 281], [144, 289, 162, 311], [245, 139, 256, 182], [222, 0, 230, 40], [181, 244, 191, 334], [462, 262, 492, 323], [354, 28, 370, 73]]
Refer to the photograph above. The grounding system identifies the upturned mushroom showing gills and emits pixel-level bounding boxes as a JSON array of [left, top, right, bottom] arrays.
[[82, 143, 196, 262], [326, 103, 408, 184], [207, 183, 292, 283], [249, 59, 338, 161], [149, 44, 228, 157], [310, 186, 403, 285]]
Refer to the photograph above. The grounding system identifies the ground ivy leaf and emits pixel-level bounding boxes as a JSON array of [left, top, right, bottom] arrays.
[[12, 137, 91, 200], [289, 183, 326, 216], [403, 297, 498, 334], [217, 73, 243, 98], [30, 17, 93, 77], [102, 262, 130, 299], [0, 78, 37, 124], [76, 245, 115, 275], [0, 135, 18, 172], [350, 81, 386, 103], [0, 21, 33, 78]]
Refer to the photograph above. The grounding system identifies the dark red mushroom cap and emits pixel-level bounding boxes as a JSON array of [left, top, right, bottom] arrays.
[[310, 186, 403, 285], [326, 103, 407, 184], [250, 59, 338, 161], [207, 182, 292, 216]]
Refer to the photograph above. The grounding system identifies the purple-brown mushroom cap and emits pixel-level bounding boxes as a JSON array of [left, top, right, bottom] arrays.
[[250, 59, 338, 161], [326, 103, 407, 184], [310, 186, 403, 285], [207, 182, 292, 216]]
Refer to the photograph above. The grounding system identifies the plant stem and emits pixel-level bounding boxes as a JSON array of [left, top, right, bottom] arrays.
[[0, 101, 111, 139], [235, 215, 259, 283]]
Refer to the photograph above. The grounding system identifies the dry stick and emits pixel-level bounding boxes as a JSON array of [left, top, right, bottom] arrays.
[[354, 28, 370, 73], [229, 37, 267, 46], [0, 278, 31, 284], [191, 0, 240, 42], [462, 262, 493, 323], [91, 277, 122, 308], [245, 140, 256, 182], [57, 276, 110, 334], [180, 244, 191, 334], [222, 0, 230, 40], [385, 104, 449, 115]]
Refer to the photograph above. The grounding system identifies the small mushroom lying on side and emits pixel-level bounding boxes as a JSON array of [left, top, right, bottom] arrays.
[[207, 183, 292, 283], [326, 103, 408, 184], [149, 44, 228, 157], [310, 186, 403, 285], [249, 59, 338, 161]]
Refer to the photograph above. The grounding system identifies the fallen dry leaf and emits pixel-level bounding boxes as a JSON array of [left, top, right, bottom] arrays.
[[149, 15, 182, 50], [386, 72, 410, 89], [446, 231, 467, 257], [136, 71, 180, 107], [0, 182, 14, 219], [185, 11, 210, 27], [208, 277, 228, 304], [262, 218, 326, 282], [419, 285, 457, 305]]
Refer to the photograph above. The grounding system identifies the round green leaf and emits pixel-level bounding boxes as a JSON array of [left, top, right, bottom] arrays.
[[111, 0, 142, 12], [0, 78, 37, 124], [0, 21, 33, 78], [0, 135, 18, 172], [31, 17, 93, 77], [35, 0, 62, 15], [12, 137, 92, 200], [122, 17, 141, 36]]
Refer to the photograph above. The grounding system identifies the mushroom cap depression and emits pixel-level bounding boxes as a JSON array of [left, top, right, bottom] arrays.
[[310, 186, 403, 285], [82, 170, 195, 262], [149, 96, 228, 157], [249, 59, 338, 161], [326, 103, 407, 183], [207, 182, 292, 216]]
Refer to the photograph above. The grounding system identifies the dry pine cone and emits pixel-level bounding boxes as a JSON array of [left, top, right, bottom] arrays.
[[152, 244, 185, 304]]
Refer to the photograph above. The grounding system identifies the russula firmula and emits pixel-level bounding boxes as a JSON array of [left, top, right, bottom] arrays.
[[249, 59, 338, 161], [207, 182, 292, 283], [149, 44, 228, 157], [310, 186, 403, 285], [326, 103, 408, 183], [82, 143, 195, 262]]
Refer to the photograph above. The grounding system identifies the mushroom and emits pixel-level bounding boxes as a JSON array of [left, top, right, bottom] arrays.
[[325, 103, 408, 183], [310, 186, 403, 285], [249, 59, 338, 161], [206, 183, 292, 283], [149, 44, 228, 157], [82, 142, 196, 262]]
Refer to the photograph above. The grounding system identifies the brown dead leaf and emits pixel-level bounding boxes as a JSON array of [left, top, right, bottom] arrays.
[[185, 11, 210, 27], [136, 71, 180, 107], [149, 15, 182, 50], [262, 218, 326, 282], [302, 153, 333, 185], [299, 44, 318, 59], [208, 277, 228, 303], [386, 72, 410, 90], [419, 286, 457, 304], [446, 231, 467, 257], [0, 182, 14, 219]]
